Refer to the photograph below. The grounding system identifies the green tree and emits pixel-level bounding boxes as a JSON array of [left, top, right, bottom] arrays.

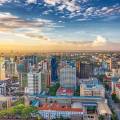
[[0, 104, 39, 119], [97, 74, 105, 82], [112, 94, 120, 103], [12, 97, 24, 106], [74, 86, 80, 96], [49, 83, 60, 96], [99, 115, 105, 120]]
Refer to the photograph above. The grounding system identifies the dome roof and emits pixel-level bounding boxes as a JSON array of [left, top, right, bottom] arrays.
[[71, 102, 83, 109]]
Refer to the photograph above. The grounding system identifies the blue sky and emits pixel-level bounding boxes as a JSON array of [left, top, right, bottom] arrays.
[[0, 0, 120, 51]]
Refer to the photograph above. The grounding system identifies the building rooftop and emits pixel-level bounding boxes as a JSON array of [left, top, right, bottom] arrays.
[[116, 83, 120, 89], [57, 87, 74, 96], [97, 102, 112, 115], [112, 77, 119, 82], [38, 103, 83, 112], [71, 102, 83, 109]]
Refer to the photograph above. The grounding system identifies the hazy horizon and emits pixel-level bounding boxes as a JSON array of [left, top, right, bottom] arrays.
[[0, 0, 120, 52]]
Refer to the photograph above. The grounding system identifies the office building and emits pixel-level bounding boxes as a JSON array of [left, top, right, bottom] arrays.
[[51, 56, 58, 82], [60, 61, 76, 89], [76, 61, 93, 79]]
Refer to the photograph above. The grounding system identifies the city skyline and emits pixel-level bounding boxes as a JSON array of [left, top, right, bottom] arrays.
[[0, 0, 120, 51]]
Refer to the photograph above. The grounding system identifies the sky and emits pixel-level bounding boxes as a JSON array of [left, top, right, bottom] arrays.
[[0, 0, 120, 52]]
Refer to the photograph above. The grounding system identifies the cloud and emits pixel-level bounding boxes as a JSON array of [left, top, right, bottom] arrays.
[[92, 35, 107, 47], [64, 0, 80, 12], [58, 4, 66, 11], [26, 0, 37, 4], [0, 0, 12, 5], [0, 0, 7, 4], [0, 0, 8, 4], [76, 18, 90, 21], [75, 4, 120, 20], [44, 0, 80, 13], [25, 33, 49, 41], [0, 12, 55, 33], [44, 0, 59, 5], [0, 12, 60, 44], [43, 0, 120, 19], [0, 12, 52, 29]]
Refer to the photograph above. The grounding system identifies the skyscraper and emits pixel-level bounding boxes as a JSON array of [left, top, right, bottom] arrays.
[[26, 71, 42, 95], [60, 61, 76, 89], [51, 56, 58, 82], [76, 61, 93, 79], [5, 58, 18, 78]]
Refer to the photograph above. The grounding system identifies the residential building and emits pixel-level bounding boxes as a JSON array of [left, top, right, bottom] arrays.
[[26, 71, 42, 95], [0, 81, 6, 95], [5, 59, 18, 78]]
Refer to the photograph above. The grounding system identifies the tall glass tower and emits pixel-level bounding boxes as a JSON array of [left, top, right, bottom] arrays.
[[51, 56, 58, 82]]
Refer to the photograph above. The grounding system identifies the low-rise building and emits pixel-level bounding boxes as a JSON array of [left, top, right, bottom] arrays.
[[80, 83, 105, 97], [112, 79, 120, 99], [115, 83, 120, 99], [38, 102, 84, 119], [56, 87, 74, 96]]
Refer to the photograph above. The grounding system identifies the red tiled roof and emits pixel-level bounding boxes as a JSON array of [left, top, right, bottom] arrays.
[[116, 84, 120, 89], [38, 103, 83, 112], [57, 87, 74, 95], [104, 76, 111, 81]]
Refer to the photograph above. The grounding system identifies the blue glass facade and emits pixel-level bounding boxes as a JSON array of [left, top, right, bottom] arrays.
[[51, 56, 58, 82]]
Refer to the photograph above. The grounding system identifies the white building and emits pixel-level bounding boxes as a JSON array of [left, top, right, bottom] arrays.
[[80, 83, 105, 97], [38, 60, 48, 72], [60, 61, 76, 89], [112, 69, 120, 77], [26, 71, 42, 95], [38, 102, 84, 119]]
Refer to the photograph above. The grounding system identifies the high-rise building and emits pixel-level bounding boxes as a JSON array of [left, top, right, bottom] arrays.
[[41, 70, 51, 91], [38, 60, 48, 72], [26, 71, 42, 95], [76, 62, 93, 79], [38, 60, 51, 89], [5, 58, 18, 78], [24, 55, 37, 66], [0, 57, 6, 80], [17, 62, 26, 88], [0, 81, 6, 95], [51, 56, 58, 82], [60, 61, 76, 89]]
